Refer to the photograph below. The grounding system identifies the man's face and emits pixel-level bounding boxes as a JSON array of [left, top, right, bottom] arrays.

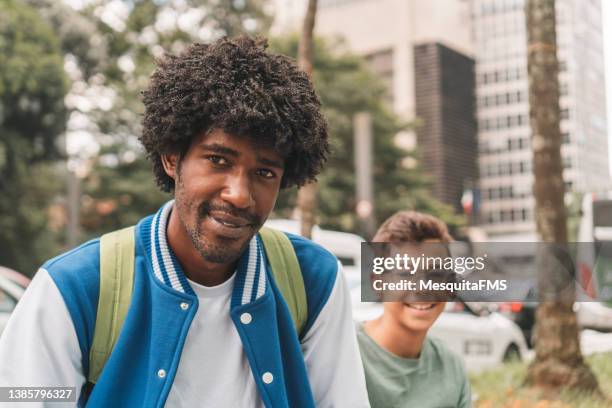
[[165, 129, 284, 265], [382, 241, 448, 333]]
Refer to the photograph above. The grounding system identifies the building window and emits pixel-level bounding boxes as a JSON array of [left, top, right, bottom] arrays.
[[563, 157, 572, 169], [562, 132, 570, 144], [487, 212, 495, 224]]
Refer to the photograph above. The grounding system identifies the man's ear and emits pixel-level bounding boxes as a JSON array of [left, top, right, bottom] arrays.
[[160, 153, 180, 180]]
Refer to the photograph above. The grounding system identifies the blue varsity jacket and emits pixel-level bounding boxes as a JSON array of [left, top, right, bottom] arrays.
[[44, 201, 339, 407]]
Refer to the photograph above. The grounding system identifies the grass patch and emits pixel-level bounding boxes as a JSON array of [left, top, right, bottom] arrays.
[[470, 352, 612, 407]]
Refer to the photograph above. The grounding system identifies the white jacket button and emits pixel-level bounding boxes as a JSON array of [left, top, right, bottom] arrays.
[[240, 313, 252, 324], [262, 372, 273, 384], [158, 369, 166, 378], [180, 302, 189, 310]]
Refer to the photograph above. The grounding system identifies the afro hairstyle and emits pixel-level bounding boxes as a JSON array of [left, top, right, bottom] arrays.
[[141, 35, 329, 192]]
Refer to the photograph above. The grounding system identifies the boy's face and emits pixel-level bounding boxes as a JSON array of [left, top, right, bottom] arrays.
[[163, 129, 285, 265], [382, 241, 447, 333]]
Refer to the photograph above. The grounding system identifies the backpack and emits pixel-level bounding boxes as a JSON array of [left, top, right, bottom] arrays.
[[87, 226, 307, 386]]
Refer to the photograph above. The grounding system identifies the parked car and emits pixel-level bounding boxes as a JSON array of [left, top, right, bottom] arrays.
[[575, 302, 612, 332], [0, 266, 31, 289], [350, 287, 529, 373], [489, 277, 537, 348], [493, 279, 612, 347], [0, 273, 26, 336]]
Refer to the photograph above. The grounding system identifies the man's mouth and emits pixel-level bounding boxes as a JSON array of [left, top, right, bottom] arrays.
[[405, 303, 436, 311], [206, 211, 254, 239], [209, 212, 251, 228]]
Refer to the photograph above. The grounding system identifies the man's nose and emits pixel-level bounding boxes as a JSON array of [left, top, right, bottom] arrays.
[[220, 171, 255, 209]]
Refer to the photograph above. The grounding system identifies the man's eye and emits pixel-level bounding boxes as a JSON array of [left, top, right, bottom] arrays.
[[256, 169, 276, 179], [207, 155, 228, 166]]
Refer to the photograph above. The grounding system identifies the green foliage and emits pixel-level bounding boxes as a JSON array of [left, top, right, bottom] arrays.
[[79, 146, 169, 239], [89, 0, 273, 144], [0, 0, 67, 161], [24, 0, 110, 79], [0, 0, 68, 274], [270, 36, 463, 237]]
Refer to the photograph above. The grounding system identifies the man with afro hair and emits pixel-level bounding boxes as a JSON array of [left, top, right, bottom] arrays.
[[0, 36, 370, 408]]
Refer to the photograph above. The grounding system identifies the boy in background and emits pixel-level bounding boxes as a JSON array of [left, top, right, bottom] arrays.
[[358, 211, 472, 408]]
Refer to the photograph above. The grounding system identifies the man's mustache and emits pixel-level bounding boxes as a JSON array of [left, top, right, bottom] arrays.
[[198, 201, 261, 226]]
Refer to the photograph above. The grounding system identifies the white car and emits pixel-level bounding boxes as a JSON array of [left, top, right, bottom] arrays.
[[351, 288, 529, 373], [575, 302, 612, 332], [0, 273, 25, 337]]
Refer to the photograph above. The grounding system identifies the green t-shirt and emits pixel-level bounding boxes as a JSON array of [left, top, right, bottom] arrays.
[[357, 323, 472, 408]]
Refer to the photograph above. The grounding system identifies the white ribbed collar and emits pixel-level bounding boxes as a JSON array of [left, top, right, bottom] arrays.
[[148, 201, 268, 305]]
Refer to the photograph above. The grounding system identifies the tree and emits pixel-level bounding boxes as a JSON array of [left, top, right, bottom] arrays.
[[0, 0, 68, 274], [86, 0, 273, 147], [271, 36, 462, 237], [296, 0, 319, 239], [79, 145, 169, 240], [24, 0, 110, 79], [524, 0, 600, 393]]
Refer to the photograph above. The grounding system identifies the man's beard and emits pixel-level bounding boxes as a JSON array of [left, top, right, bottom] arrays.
[[180, 199, 262, 264]]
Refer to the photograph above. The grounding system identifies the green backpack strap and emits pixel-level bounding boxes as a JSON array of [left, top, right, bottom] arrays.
[[259, 227, 308, 336], [88, 226, 136, 384]]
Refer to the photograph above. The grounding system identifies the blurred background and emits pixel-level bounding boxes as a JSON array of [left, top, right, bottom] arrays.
[[1, 0, 612, 404], [2, 0, 612, 275], [0, 0, 611, 273]]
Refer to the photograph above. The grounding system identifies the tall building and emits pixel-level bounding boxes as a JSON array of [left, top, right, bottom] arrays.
[[311, 0, 480, 212], [413, 43, 478, 213], [472, 0, 610, 240]]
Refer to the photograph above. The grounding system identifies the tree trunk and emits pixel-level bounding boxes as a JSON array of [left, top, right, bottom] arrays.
[[525, 0, 600, 393], [296, 0, 318, 239]]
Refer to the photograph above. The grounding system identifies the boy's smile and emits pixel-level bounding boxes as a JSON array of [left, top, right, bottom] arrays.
[[404, 302, 436, 311]]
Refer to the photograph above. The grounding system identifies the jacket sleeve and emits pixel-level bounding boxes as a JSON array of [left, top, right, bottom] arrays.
[[300, 261, 370, 408], [0, 269, 85, 407]]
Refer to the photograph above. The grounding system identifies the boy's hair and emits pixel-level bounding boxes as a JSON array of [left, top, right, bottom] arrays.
[[141, 35, 329, 192], [373, 211, 452, 243]]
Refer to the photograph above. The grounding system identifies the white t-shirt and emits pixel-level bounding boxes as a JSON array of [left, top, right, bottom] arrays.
[[165, 274, 263, 407]]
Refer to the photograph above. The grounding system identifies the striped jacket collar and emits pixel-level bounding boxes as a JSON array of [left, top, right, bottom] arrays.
[[146, 200, 269, 306]]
